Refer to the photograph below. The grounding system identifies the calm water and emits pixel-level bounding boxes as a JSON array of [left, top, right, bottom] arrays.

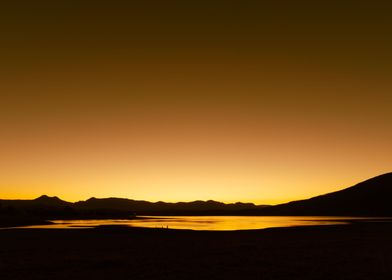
[[17, 216, 375, 231]]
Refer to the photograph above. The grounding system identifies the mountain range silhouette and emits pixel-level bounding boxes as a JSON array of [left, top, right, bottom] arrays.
[[1, 172, 392, 217]]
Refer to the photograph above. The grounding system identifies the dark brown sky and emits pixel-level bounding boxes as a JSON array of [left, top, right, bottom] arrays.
[[1, 1, 391, 203]]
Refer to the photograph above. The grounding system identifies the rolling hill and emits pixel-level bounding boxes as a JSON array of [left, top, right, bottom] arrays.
[[260, 172, 392, 216]]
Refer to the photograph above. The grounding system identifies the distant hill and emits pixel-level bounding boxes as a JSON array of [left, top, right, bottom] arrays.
[[74, 197, 267, 215], [33, 195, 72, 207], [0, 195, 74, 219], [260, 173, 392, 216], [0, 195, 70, 207]]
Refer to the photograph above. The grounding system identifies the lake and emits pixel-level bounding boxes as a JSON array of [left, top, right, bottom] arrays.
[[16, 216, 378, 230]]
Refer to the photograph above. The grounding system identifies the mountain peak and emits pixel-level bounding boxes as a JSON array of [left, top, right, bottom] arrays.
[[35, 195, 61, 201], [34, 195, 70, 206]]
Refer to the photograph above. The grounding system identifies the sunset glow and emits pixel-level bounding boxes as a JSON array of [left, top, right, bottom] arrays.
[[1, 1, 391, 204]]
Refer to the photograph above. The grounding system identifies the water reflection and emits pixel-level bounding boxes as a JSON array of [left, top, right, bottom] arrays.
[[16, 216, 376, 231]]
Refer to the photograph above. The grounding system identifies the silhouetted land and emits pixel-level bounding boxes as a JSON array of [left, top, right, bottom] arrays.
[[0, 195, 269, 225], [1, 221, 392, 280], [261, 172, 392, 216]]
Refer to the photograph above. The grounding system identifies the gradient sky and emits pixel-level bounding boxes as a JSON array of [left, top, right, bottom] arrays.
[[0, 1, 391, 204]]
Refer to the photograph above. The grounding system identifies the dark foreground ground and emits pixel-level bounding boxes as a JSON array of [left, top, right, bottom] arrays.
[[1, 222, 392, 280]]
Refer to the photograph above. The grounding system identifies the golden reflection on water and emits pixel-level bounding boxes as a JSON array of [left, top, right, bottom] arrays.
[[15, 216, 368, 231]]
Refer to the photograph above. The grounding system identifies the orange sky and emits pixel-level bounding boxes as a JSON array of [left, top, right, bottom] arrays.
[[0, 1, 391, 204]]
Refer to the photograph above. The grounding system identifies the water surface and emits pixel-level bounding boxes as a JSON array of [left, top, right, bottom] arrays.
[[17, 216, 378, 231]]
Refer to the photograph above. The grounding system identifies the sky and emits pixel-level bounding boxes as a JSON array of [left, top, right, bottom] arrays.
[[0, 1, 391, 204]]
